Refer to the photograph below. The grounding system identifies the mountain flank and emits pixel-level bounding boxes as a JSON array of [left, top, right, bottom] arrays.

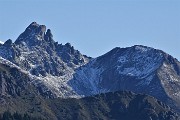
[[0, 22, 179, 119]]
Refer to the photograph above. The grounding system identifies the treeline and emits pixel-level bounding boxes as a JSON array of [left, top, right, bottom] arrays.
[[0, 111, 45, 120]]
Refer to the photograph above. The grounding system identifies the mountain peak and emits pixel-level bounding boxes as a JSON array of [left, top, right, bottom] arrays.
[[15, 22, 48, 45], [26, 22, 46, 34], [28, 21, 39, 27]]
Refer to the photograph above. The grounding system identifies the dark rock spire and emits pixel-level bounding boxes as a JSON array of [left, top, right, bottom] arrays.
[[44, 29, 53, 42], [15, 22, 46, 45], [24, 22, 46, 37]]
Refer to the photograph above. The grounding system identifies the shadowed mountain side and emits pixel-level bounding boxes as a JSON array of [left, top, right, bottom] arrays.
[[48, 91, 179, 120]]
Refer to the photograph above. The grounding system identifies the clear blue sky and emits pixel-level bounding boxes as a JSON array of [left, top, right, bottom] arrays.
[[0, 0, 180, 60]]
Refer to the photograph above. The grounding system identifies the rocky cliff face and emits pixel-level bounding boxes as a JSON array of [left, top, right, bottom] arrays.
[[0, 22, 180, 114], [0, 22, 90, 98]]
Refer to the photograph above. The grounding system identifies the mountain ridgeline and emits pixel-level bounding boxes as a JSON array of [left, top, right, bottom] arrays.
[[0, 22, 180, 119]]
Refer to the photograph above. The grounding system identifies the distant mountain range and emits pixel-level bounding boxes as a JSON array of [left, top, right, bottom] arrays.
[[0, 22, 179, 119]]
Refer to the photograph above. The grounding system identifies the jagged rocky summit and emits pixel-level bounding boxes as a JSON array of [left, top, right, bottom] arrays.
[[0, 22, 180, 114], [0, 22, 91, 98]]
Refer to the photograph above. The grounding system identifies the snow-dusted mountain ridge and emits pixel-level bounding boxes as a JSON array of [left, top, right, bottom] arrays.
[[0, 22, 180, 112], [69, 46, 180, 107]]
